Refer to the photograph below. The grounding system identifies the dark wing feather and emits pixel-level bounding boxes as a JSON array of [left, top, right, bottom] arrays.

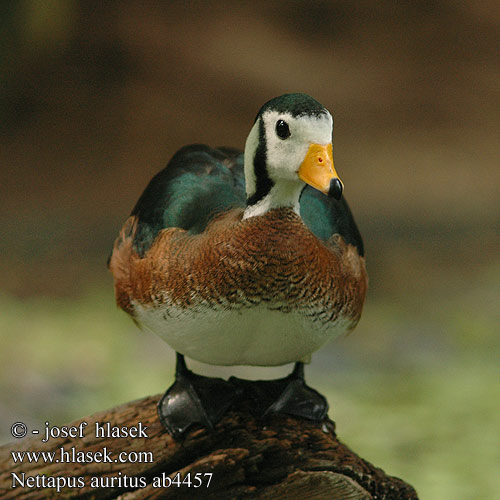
[[128, 144, 363, 258], [130, 144, 245, 257]]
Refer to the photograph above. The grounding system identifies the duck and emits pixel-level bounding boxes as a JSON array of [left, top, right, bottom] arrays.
[[109, 93, 368, 438]]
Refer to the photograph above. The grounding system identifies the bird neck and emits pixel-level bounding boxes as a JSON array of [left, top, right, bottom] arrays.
[[243, 180, 304, 219]]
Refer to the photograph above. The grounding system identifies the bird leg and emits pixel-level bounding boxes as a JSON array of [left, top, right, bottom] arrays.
[[263, 362, 329, 421], [158, 357, 328, 438], [227, 362, 329, 421], [157, 353, 242, 438]]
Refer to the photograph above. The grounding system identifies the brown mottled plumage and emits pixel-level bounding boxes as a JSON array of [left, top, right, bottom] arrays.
[[110, 207, 367, 331]]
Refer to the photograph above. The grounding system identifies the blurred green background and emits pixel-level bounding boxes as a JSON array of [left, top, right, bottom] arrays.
[[1, 1, 499, 498]]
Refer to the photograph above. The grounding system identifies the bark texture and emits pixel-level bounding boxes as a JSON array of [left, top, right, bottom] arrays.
[[0, 394, 418, 499]]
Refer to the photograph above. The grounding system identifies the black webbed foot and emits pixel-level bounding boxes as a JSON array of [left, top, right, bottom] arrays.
[[263, 362, 329, 421], [158, 357, 328, 438], [228, 362, 328, 421], [157, 353, 242, 438]]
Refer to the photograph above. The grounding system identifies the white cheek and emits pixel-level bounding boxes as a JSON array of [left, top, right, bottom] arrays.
[[276, 140, 309, 177], [264, 119, 304, 179], [261, 110, 333, 181]]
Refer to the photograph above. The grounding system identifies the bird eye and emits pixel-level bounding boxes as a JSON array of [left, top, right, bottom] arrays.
[[275, 119, 291, 139]]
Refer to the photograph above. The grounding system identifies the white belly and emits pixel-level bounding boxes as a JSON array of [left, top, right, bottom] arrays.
[[133, 303, 350, 366]]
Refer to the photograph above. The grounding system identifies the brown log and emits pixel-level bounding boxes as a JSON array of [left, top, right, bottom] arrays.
[[0, 394, 418, 499]]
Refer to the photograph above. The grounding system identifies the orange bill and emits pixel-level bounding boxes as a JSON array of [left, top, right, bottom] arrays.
[[298, 143, 343, 199]]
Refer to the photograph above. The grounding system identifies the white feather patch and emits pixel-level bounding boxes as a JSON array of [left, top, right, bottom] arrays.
[[133, 301, 350, 367]]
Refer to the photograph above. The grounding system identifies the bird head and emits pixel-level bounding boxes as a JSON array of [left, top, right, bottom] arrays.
[[244, 93, 343, 218]]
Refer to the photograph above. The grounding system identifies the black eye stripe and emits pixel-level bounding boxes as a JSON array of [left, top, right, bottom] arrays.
[[275, 119, 291, 139]]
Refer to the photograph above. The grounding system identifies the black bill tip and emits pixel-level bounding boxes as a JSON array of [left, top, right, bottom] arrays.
[[328, 178, 343, 200]]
